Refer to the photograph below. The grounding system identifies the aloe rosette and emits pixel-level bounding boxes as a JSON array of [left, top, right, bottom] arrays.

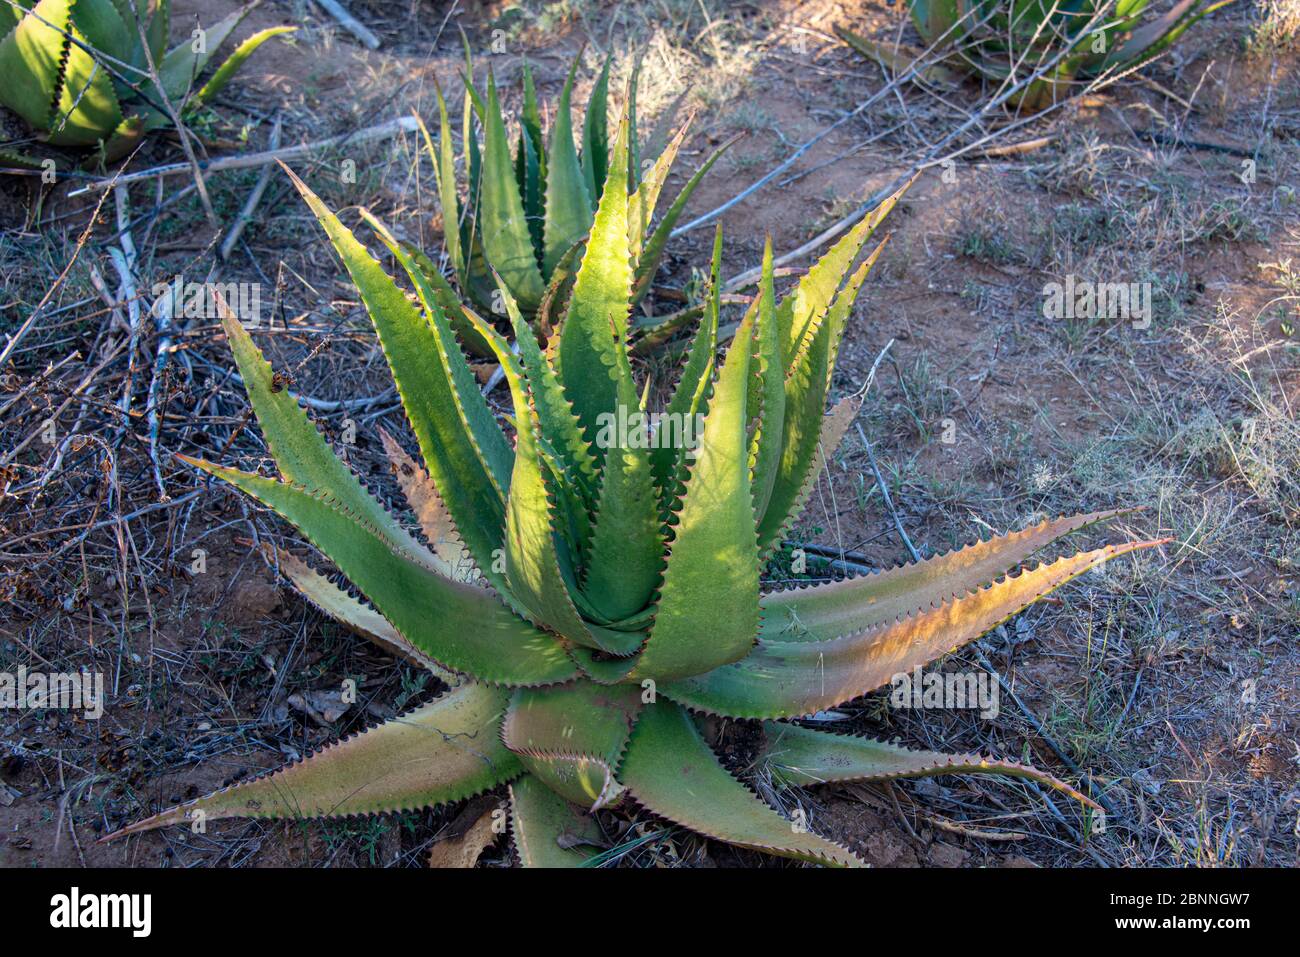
[[105, 121, 1161, 865], [428, 50, 729, 351], [0, 0, 293, 163], [840, 0, 1234, 112]]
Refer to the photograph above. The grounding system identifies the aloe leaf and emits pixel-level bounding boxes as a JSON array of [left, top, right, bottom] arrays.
[[822, 237, 888, 384], [761, 394, 861, 565], [536, 239, 583, 335], [283, 167, 510, 584], [748, 239, 786, 522], [145, 0, 168, 67], [360, 211, 513, 486], [377, 427, 478, 583], [0, 147, 49, 169], [631, 307, 760, 681], [103, 684, 519, 839], [182, 457, 579, 685], [0, 0, 81, 135], [463, 281, 603, 650], [503, 682, 643, 810], [0, 0, 27, 36], [71, 0, 132, 64], [191, 26, 295, 111], [510, 774, 604, 867], [650, 226, 721, 496], [755, 236, 887, 559], [520, 60, 545, 170], [629, 135, 732, 307], [910, 0, 965, 45], [1104, 0, 1233, 70], [617, 700, 863, 867], [542, 57, 593, 278], [627, 112, 691, 267], [757, 722, 1098, 807], [775, 183, 906, 369], [425, 85, 466, 285], [582, 327, 663, 622], [398, 238, 495, 358], [481, 72, 546, 312], [580, 56, 611, 206], [218, 311, 433, 568], [156, 5, 245, 101], [664, 539, 1165, 718], [516, 124, 544, 254], [763, 509, 1134, 642], [47, 16, 124, 146], [510, 304, 597, 518], [268, 544, 455, 680], [556, 115, 634, 460]]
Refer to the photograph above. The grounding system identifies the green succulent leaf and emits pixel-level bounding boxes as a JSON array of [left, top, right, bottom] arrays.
[[283, 166, 510, 586], [426, 85, 466, 286], [630, 134, 732, 307], [580, 56, 611, 206], [480, 72, 546, 312], [556, 115, 634, 460], [757, 722, 1099, 807], [465, 281, 605, 650], [664, 539, 1165, 718], [156, 5, 249, 102], [0, 0, 75, 133], [762, 509, 1134, 642], [618, 700, 862, 866], [582, 326, 663, 622], [269, 544, 454, 680], [541, 58, 593, 278], [755, 229, 889, 558], [191, 25, 295, 110], [105, 683, 518, 838], [503, 681, 643, 810], [650, 226, 721, 497], [776, 183, 904, 369], [749, 238, 786, 522], [47, 17, 124, 146], [632, 305, 760, 681], [510, 774, 605, 867], [181, 457, 578, 686], [218, 311, 431, 568]]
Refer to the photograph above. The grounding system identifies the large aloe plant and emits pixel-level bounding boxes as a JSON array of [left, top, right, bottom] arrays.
[[841, 0, 1234, 112], [428, 51, 729, 350], [0, 0, 292, 162], [105, 135, 1161, 866]]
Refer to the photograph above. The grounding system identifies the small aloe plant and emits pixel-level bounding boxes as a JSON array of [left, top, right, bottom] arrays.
[[105, 128, 1161, 866], [841, 0, 1234, 112], [428, 50, 729, 350], [0, 0, 293, 163]]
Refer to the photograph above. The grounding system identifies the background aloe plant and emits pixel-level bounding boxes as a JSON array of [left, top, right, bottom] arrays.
[[103, 128, 1162, 865], [0, 0, 292, 163], [428, 50, 729, 351], [841, 0, 1234, 112]]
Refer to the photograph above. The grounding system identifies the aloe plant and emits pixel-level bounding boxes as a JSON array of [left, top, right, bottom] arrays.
[[105, 131, 1161, 866], [427, 51, 729, 348], [0, 0, 293, 163], [841, 0, 1234, 112]]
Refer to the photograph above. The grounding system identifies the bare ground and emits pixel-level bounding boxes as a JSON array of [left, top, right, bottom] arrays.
[[1, 0, 1297, 867]]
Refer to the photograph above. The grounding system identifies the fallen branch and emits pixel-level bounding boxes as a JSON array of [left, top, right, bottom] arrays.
[[68, 116, 419, 196], [219, 114, 283, 261], [311, 0, 381, 50]]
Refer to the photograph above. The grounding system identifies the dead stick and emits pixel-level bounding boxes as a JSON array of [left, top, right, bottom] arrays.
[[311, 0, 380, 50], [68, 116, 419, 196], [219, 115, 282, 261]]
